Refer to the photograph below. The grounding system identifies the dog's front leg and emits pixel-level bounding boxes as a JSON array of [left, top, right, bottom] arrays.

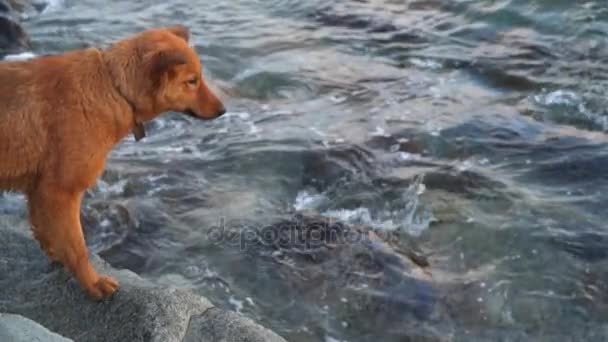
[[28, 186, 119, 300]]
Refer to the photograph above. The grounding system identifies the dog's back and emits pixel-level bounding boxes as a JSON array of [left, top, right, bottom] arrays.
[[0, 48, 119, 191], [0, 59, 47, 190]]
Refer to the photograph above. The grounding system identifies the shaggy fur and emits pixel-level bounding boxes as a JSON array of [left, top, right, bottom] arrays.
[[0, 25, 225, 300]]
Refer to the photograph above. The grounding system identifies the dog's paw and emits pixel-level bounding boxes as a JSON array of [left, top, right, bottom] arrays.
[[88, 275, 119, 300]]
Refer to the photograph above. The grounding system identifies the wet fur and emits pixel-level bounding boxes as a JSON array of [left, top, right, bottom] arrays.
[[0, 25, 225, 300]]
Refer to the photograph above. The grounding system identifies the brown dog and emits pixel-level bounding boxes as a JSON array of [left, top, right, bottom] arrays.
[[0, 25, 226, 300]]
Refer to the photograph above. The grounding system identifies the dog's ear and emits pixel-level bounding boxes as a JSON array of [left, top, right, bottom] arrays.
[[144, 49, 188, 83], [165, 25, 190, 42]]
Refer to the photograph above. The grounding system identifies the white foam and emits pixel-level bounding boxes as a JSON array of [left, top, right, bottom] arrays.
[[320, 187, 434, 235], [398, 152, 422, 161], [410, 57, 442, 70], [457, 160, 474, 172], [230, 112, 250, 120], [229, 296, 244, 313], [324, 208, 373, 225], [539, 90, 579, 106], [325, 337, 345, 342], [532, 90, 608, 130], [95, 179, 127, 197], [309, 127, 327, 137], [293, 190, 325, 211], [370, 126, 390, 137], [295, 177, 433, 236], [3, 52, 36, 61], [40, 0, 65, 14], [319, 176, 434, 234], [270, 109, 294, 116], [401, 176, 435, 236], [248, 121, 260, 134], [330, 95, 347, 104]]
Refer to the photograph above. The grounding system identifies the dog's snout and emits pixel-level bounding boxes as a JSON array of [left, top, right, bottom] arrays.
[[216, 106, 226, 117]]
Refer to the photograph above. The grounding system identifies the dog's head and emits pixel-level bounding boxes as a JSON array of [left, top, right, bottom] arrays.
[[105, 25, 226, 123]]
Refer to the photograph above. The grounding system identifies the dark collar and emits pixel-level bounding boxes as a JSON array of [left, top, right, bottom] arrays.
[[132, 121, 146, 141], [100, 49, 146, 142]]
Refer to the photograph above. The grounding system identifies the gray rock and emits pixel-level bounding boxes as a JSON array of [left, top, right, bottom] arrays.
[[184, 309, 287, 342], [0, 216, 286, 342], [0, 313, 73, 342]]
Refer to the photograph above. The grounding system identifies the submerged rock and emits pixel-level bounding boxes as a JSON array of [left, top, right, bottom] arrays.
[[0, 216, 286, 342], [220, 212, 443, 339]]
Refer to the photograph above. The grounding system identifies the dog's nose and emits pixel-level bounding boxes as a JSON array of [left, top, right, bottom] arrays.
[[216, 106, 226, 117]]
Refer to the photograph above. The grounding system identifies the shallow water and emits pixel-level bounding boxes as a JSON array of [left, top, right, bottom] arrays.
[[3, 0, 608, 340]]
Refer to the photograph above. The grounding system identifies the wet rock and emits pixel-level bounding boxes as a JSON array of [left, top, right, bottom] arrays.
[[6, 0, 27, 12], [296, 145, 378, 191], [550, 232, 608, 262], [7, 0, 48, 14], [183, 308, 287, 342], [424, 168, 508, 197], [0, 313, 73, 342], [0, 216, 286, 342], [0, 0, 29, 55], [226, 212, 441, 338]]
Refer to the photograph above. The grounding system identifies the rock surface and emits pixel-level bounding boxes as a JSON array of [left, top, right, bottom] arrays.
[[183, 309, 285, 342], [0, 215, 286, 342], [0, 313, 73, 342]]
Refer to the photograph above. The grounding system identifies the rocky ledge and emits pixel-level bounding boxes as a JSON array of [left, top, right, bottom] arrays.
[[0, 215, 286, 342]]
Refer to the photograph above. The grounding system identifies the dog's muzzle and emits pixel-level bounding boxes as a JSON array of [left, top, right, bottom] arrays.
[[184, 107, 226, 119]]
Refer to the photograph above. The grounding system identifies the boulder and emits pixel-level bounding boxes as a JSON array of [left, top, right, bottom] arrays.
[[0, 215, 286, 342], [0, 313, 73, 342]]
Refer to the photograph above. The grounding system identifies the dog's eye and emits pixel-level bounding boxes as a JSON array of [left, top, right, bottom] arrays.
[[187, 78, 198, 86]]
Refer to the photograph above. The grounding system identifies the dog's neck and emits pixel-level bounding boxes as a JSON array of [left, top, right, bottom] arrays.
[[98, 48, 147, 142], [117, 89, 146, 142]]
